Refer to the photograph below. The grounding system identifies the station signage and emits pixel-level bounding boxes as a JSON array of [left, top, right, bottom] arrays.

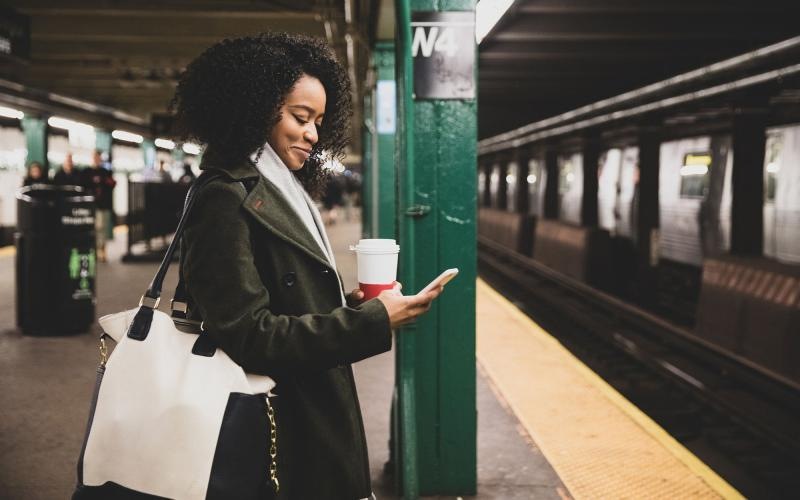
[[411, 11, 475, 100]]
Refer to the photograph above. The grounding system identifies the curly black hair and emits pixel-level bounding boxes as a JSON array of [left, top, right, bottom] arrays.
[[170, 32, 352, 197]]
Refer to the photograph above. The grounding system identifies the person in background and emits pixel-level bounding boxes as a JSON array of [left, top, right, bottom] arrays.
[[321, 173, 343, 225], [157, 160, 173, 182], [22, 162, 48, 186], [53, 153, 82, 187], [178, 162, 196, 184], [85, 150, 116, 262]]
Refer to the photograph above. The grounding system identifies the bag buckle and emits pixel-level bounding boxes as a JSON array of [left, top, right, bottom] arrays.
[[170, 300, 188, 313], [139, 295, 160, 309]]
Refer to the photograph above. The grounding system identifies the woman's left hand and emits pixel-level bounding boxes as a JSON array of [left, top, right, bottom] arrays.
[[346, 288, 365, 307]]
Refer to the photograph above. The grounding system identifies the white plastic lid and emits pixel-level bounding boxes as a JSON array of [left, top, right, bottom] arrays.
[[350, 238, 400, 254]]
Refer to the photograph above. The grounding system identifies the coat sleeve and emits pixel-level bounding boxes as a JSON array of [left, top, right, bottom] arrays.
[[181, 180, 392, 375]]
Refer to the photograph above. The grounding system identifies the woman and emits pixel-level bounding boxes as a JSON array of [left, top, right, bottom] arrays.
[[22, 161, 48, 186], [173, 33, 441, 499]]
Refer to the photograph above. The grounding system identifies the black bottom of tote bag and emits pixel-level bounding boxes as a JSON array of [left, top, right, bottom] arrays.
[[74, 392, 280, 500]]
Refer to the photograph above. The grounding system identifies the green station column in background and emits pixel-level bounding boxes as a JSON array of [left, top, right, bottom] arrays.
[[171, 147, 185, 166], [95, 129, 112, 158], [141, 138, 156, 170], [393, 0, 477, 497], [363, 42, 397, 239], [22, 116, 48, 174]]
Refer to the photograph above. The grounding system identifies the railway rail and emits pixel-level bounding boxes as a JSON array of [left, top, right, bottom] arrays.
[[478, 237, 800, 499]]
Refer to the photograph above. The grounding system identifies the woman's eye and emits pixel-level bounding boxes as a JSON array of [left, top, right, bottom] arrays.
[[293, 115, 309, 124]]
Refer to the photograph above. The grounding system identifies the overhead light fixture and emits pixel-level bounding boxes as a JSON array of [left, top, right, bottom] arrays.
[[112, 130, 144, 144], [182, 142, 201, 155], [0, 105, 24, 120], [48, 116, 93, 132], [476, 0, 515, 44], [155, 138, 175, 150]]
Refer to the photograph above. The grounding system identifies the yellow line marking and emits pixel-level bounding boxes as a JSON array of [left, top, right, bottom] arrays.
[[477, 278, 743, 500]]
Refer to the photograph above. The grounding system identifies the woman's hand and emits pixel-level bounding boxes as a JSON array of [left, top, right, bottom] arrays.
[[346, 288, 366, 307], [377, 282, 443, 329]]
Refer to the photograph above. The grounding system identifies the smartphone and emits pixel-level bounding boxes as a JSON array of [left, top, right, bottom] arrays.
[[418, 268, 459, 295]]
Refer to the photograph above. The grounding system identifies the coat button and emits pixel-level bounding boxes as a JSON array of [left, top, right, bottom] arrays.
[[282, 272, 296, 287]]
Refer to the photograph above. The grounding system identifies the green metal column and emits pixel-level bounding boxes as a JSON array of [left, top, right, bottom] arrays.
[[394, 0, 477, 496], [363, 89, 375, 238], [171, 147, 185, 166], [374, 43, 397, 239], [22, 116, 48, 174], [95, 129, 112, 157], [141, 139, 156, 170]]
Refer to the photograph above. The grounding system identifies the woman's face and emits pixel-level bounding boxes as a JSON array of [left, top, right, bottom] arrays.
[[268, 74, 326, 171]]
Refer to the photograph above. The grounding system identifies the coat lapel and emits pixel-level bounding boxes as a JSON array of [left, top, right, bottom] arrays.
[[241, 176, 333, 270], [200, 154, 333, 271]]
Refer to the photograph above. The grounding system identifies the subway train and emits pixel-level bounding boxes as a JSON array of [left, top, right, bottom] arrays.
[[478, 123, 800, 383], [480, 122, 800, 271]]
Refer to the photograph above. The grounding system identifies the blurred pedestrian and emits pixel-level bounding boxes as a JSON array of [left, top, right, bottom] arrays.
[[85, 150, 116, 262], [321, 173, 343, 225], [53, 154, 82, 187], [178, 162, 196, 184], [22, 161, 48, 186]]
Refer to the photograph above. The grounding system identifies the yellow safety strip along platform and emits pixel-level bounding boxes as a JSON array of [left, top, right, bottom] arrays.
[[476, 279, 743, 500]]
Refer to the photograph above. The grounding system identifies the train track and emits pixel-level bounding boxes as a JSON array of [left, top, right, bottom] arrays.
[[478, 237, 800, 499]]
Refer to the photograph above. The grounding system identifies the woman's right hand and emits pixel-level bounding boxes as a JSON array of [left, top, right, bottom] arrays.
[[376, 282, 443, 329]]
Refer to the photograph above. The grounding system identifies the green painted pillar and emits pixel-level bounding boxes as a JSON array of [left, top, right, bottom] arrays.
[[22, 116, 48, 174], [95, 129, 112, 156], [363, 90, 375, 238], [362, 42, 398, 239], [141, 139, 156, 170], [394, 0, 477, 496], [171, 147, 185, 166], [375, 42, 397, 239]]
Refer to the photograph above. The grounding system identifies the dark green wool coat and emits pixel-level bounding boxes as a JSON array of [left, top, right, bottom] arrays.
[[180, 154, 392, 499]]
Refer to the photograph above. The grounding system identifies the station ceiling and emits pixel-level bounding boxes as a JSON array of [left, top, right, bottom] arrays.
[[478, 0, 800, 138], [2, 0, 377, 155], [4, 1, 800, 146]]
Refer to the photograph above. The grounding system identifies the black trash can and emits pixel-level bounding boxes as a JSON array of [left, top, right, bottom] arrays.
[[15, 184, 96, 335]]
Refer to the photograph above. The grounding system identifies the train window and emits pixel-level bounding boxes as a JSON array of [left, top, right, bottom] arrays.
[[489, 163, 501, 208], [764, 134, 781, 203], [679, 152, 712, 199], [528, 158, 543, 216], [559, 157, 576, 195], [506, 161, 518, 212]]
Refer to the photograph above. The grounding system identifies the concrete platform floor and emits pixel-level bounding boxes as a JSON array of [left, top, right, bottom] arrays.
[[0, 219, 566, 499]]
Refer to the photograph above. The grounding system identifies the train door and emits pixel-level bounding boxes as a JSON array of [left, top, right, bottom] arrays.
[[659, 135, 731, 266], [527, 157, 545, 217], [598, 148, 622, 232], [505, 160, 519, 212], [764, 124, 800, 264], [489, 161, 502, 209], [558, 152, 582, 224], [616, 147, 639, 240]]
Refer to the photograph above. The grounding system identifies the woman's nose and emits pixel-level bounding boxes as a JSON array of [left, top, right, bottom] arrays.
[[303, 123, 318, 145]]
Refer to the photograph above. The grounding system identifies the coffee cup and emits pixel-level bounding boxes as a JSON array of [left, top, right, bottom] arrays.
[[350, 239, 400, 300]]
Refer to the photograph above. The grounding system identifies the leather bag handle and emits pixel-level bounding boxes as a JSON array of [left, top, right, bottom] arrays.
[[139, 170, 222, 308]]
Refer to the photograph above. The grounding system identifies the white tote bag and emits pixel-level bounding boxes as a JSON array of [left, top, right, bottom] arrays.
[[73, 172, 279, 500]]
